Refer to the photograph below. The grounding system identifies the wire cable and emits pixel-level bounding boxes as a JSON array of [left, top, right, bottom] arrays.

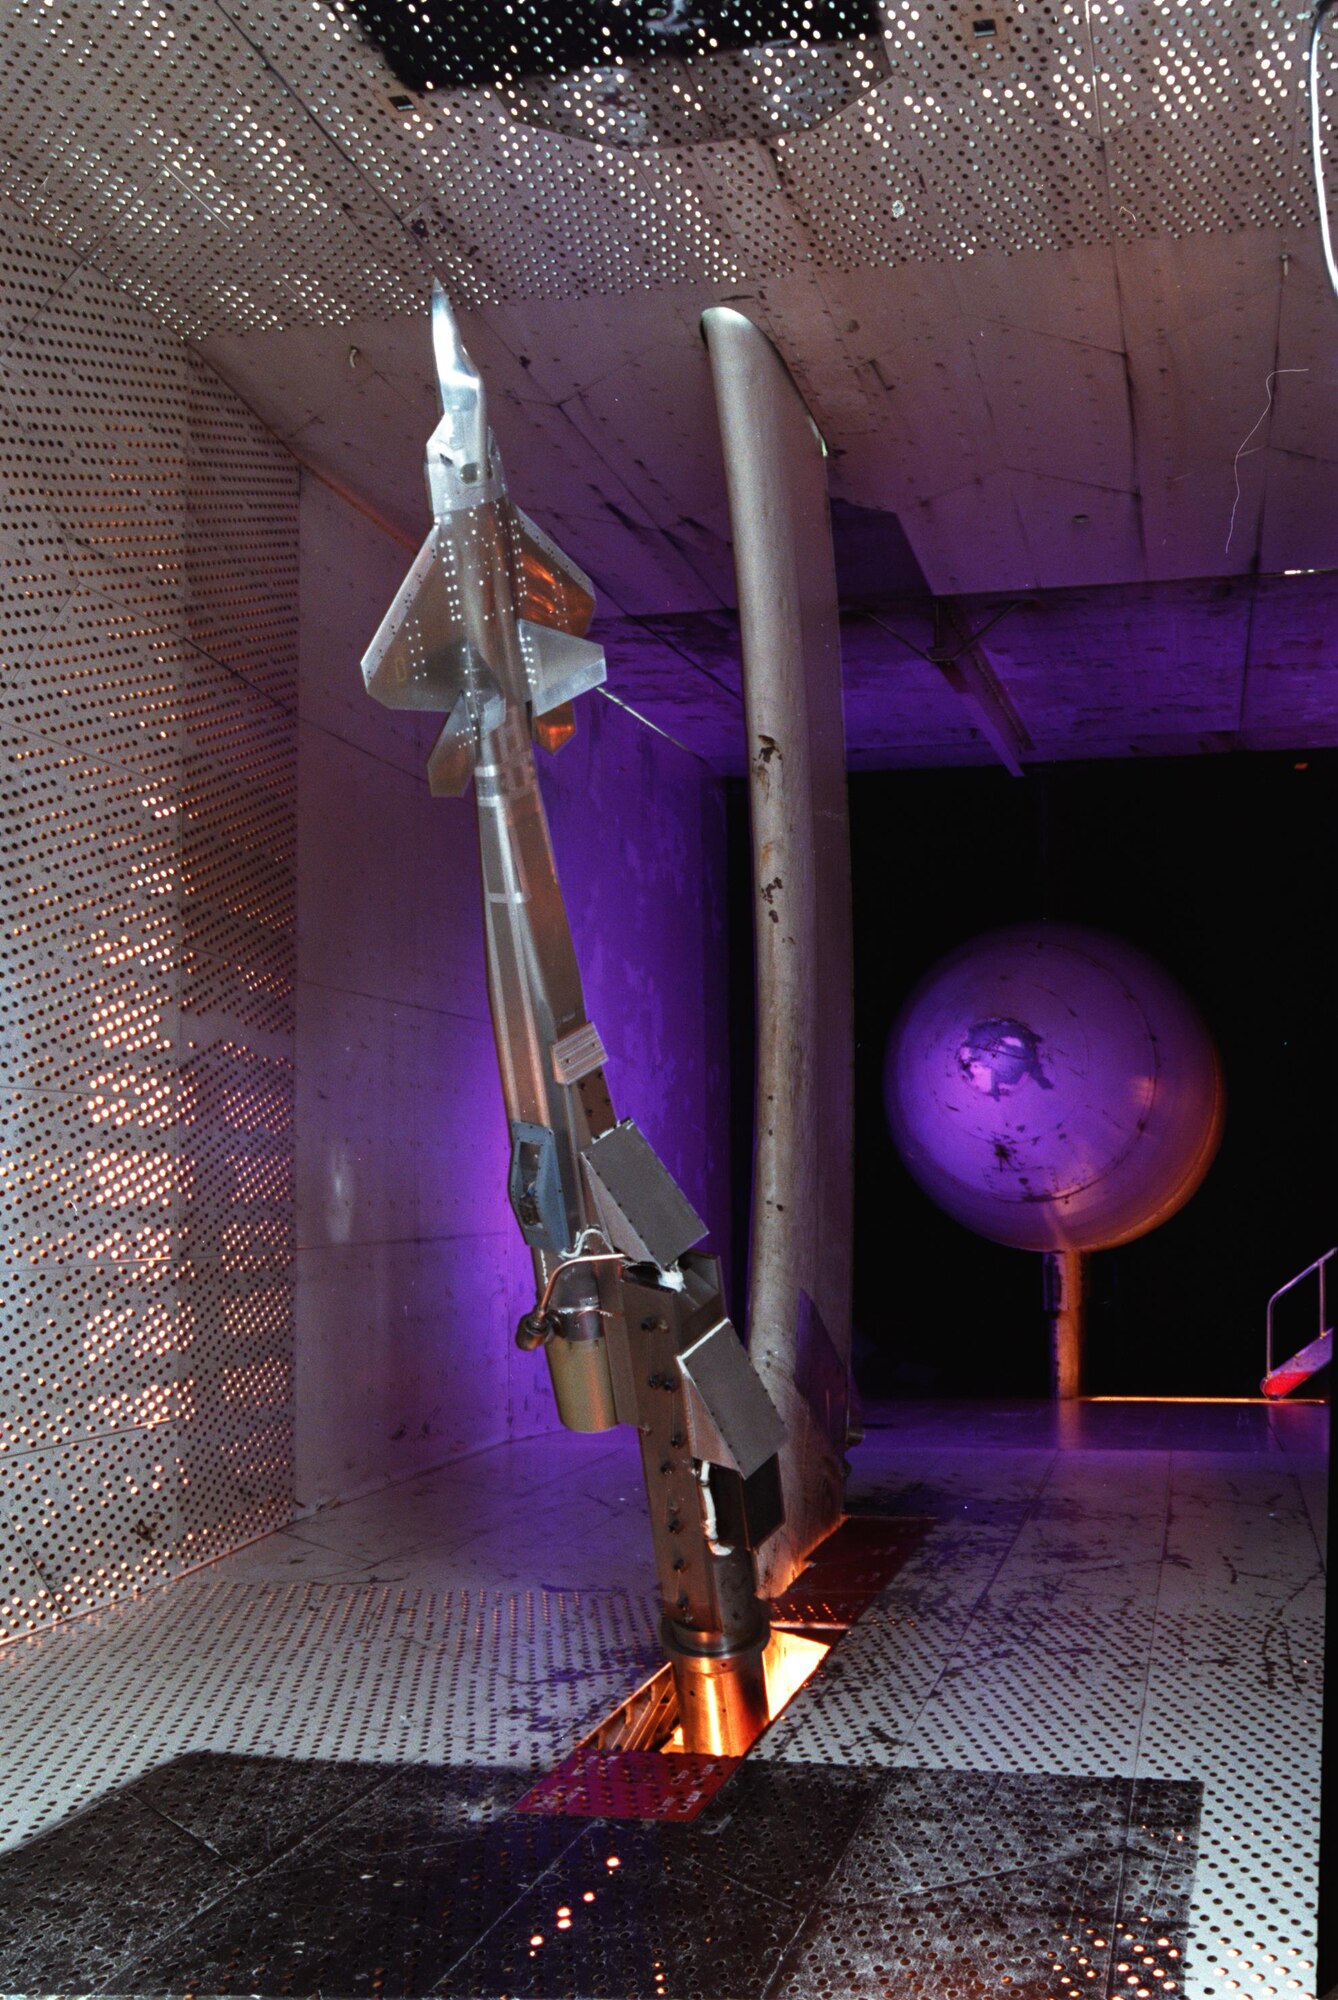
[[1309, 0, 1338, 302]]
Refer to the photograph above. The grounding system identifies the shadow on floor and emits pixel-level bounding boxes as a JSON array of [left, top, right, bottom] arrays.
[[0, 1750, 1201, 1998]]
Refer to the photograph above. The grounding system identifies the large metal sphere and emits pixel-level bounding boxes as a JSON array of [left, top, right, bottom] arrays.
[[884, 924, 1224, 1253]]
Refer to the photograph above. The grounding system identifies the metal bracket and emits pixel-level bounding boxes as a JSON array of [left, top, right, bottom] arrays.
[[677, 1317, 786, 1480], [551, 1021, 607, 1087], [507, 1120, 568, 1253], [581, 1120, 706, 1270]]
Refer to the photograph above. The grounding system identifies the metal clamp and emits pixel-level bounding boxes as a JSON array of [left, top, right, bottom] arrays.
[[515, 1233, 623, 1350]]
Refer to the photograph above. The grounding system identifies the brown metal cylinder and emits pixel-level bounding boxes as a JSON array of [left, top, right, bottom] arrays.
[[544, 1329, 619, 1432], [667, 1624, 771, 1757]]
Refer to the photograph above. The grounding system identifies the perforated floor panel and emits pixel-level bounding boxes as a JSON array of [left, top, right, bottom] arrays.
[[0, 1402, 1323, 1997]]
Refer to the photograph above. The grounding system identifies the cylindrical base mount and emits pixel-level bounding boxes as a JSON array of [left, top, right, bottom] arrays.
[[544, 1330, 619, 1432], [665, 1619, 771, 1757]]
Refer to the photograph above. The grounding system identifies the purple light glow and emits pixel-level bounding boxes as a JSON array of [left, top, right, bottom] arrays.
[[537, 694, 731, 1267], [884, 924, 1224, 1253]]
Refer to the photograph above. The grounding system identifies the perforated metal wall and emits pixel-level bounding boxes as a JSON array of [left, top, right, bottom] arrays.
[[0, 0, 1324, 329], [0, 202, 298, 1640]]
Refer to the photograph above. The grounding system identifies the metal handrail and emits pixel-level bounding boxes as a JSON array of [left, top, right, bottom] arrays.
[[1266, 1246, 1336, 1379]]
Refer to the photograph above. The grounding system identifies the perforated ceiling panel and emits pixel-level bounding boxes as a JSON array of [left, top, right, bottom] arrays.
[[0, 0, 437, 339], [0, 0, 1324, 331], [0, 203, 298, 1640]]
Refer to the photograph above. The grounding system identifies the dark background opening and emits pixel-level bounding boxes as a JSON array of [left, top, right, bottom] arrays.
[[729, 751, 1337, 1399], [348, 0, 882, 92]]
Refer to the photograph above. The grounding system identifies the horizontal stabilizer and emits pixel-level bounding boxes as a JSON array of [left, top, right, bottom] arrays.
[[513, 507, 596, 636], [362, 527, 500, 715], [519, 618, 606, 717]]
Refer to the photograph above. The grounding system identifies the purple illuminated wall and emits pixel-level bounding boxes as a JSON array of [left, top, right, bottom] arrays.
[[541, 696, 732, 1266], [294, 482, 731, 1508]]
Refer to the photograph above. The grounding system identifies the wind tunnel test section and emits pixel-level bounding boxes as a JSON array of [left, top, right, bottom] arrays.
[[360, 286, 799, 1760]]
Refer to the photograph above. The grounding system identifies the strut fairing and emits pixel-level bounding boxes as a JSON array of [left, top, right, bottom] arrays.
[[362, 287, 785, 1753]]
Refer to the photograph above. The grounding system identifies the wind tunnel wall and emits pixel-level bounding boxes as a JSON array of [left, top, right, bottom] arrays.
[[0, 193, 734, 1631], [0, 201, 300, 1637]]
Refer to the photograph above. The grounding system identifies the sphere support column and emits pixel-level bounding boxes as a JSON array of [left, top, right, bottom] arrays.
[[1044, 1249, 1085, 1400], [884, 925, 1225, 1402]]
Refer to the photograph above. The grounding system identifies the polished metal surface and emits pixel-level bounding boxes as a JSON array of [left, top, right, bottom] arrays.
[[621, 1260, 779, 1751], [677, 1314, 788, 1480], [361, 292, 784, 1746], [669, 1630, 772, 1760], [703, 305, 854, 1599], [364, 290, 622, 1432]]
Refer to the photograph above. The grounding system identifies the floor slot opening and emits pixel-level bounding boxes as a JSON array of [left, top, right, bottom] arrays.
[[516, 1514, 929, 1819]]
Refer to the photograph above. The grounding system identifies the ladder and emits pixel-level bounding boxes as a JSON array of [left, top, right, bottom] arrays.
[[1262, 1247, 1335, 1397]]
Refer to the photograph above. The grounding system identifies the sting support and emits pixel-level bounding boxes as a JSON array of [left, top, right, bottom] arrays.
[[361, 287, 786, 1754]]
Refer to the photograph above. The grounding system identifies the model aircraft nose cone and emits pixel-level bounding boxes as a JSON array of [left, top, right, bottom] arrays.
[[431, 282, 480, 398]]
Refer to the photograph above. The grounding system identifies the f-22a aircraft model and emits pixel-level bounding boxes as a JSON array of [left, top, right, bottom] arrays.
[[362, 286, 787, 1754]]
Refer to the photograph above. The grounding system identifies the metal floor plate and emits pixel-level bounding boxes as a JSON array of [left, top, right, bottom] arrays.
[[771, 1514, 933, 1626], [0, 1402, 1324, 1998], [776, 1770, 1203, 2000], [515, 1745, 742, 1821]]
